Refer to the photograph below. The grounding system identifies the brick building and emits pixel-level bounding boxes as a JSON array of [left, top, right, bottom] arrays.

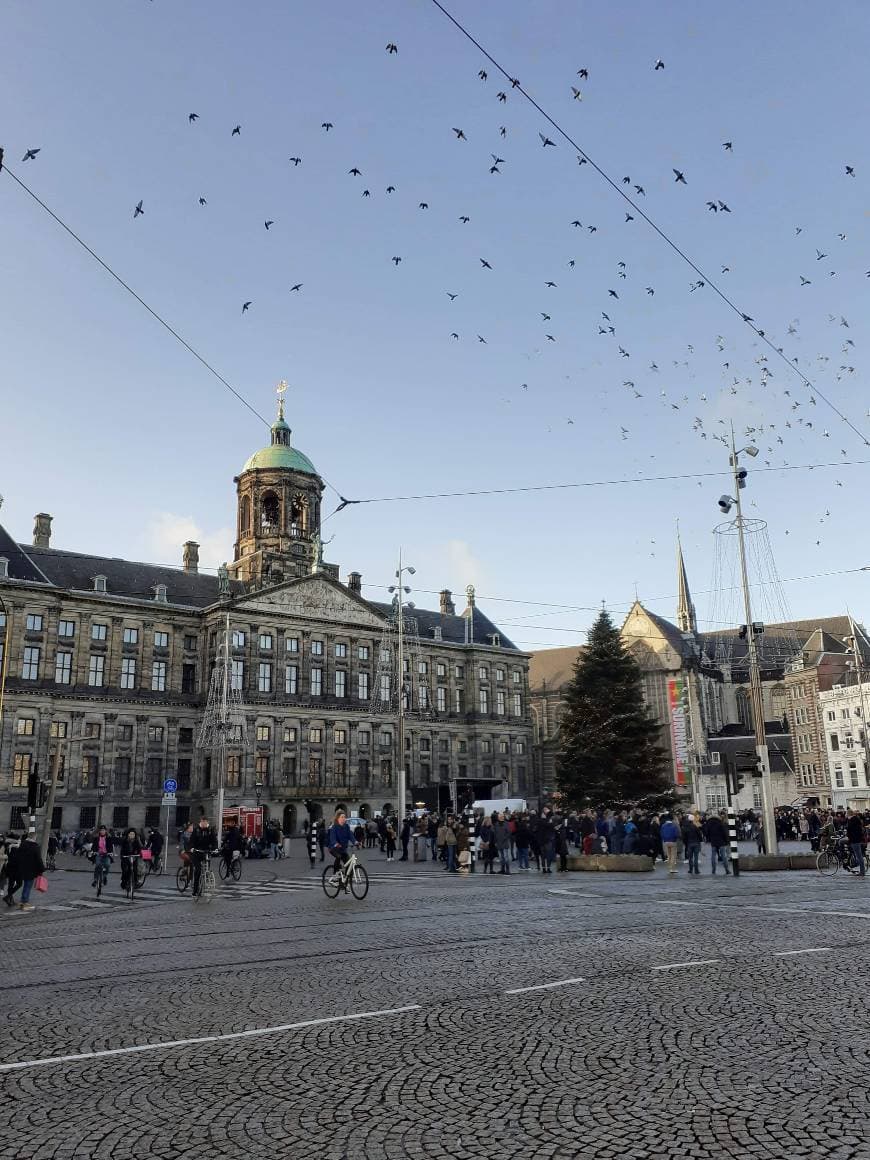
[[0, 394, 531, 835]]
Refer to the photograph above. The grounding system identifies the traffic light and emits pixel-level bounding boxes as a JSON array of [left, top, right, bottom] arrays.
[[26, 772, 39, 811], [731, 767, 746, 796], [37, 781, 48, 809]]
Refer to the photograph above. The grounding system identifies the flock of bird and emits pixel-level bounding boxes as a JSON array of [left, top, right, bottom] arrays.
[[13, 36, 866, 553]]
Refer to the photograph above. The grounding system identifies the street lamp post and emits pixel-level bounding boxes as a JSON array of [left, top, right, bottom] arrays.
[[96, 782, 108, 830], [388, 552, 415, 829], [717, 427, 778, 854], [254, 780, 263, 809]]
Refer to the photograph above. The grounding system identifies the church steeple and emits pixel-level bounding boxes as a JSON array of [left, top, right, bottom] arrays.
[[676, 532, 697, 635]]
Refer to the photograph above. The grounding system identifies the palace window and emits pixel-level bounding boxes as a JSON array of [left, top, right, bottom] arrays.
[[22, 647, 41, 680], [335, 671, 347, 698], [54, 651, 72, 684], [16, 717, 35, 737], [256, 725, 271, 743], [123, 628, 139, 646], [58, 620, 75, 638], [258, 663, 272, 693], [147, 725, 164, 743], [283, 726, 297, 744], [91, 623, 107, 641], [259, 633, 273, 651], [154, 631, 169, 648], [310, 668, 323, 696], [88, 655, 105, 687], [151, 661, 167, 692], [121, 658, 136, 689], [335, 643, 348, 658], [286, 637, 299, 653], [286, 665, 299, 695], [26, 613, 44, 632], [358, 672, 370, 700]]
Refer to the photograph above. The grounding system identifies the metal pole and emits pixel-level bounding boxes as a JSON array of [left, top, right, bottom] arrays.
[[0, 592, 9, 734], [730, 427, 777, 854], [847, 618, 870, 785], [96, 785, 106, 830], [724, 761, 740, 877], [397, 550, 406, 829], [39, 744, 63, 862], [215, 612, 229, 831]]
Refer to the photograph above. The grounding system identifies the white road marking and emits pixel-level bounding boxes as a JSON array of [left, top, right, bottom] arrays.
[[505, 976, 585, 995], [774, 947, 831, 957], [0, 1004, 422, 1073], [652, 959, 721, 970]]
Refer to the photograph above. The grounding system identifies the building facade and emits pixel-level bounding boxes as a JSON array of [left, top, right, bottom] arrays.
[[819, 680, 870, 810], [0, 396, 532, 835]]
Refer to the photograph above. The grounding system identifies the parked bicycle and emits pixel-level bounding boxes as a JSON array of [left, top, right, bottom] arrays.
[[322, 851, 369, 900]]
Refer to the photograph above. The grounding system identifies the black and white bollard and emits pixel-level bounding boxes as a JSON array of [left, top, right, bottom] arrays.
[[727, 803, 740, 878]]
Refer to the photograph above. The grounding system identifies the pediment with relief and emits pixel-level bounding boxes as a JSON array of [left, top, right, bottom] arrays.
[[232, 575, 388, 629]]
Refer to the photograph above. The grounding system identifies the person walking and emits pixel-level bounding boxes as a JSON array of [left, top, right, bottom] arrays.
[[493, 813, 512, 874], [705, 812, 731, 875], [15, 831, 46, 911], [537, 811, 556, 874], [846, 809, 866, 877], [660, 814, 680, 876], [554, 818, 569, 873], [515, 816, 531, 871], [3, 834, 22, 907], [384, 821, 397, 862], [399, 815, 411, 862], [444, 817, 458, 872], [683, 813, 702, 876]]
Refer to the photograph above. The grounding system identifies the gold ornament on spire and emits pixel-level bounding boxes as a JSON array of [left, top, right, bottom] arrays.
[[276, 380, 288, 421]]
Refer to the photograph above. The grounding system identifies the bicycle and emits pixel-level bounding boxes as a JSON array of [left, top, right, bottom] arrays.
[[147, 852, 164, 877], [122, 854, 146, 902], [176, 860, 193, 894], [91, 855, 111, 899], [817, 837, 868, 876], [218, 849, 243, 882], [192, 851, 216, 903], [322, 850, 369, 900]]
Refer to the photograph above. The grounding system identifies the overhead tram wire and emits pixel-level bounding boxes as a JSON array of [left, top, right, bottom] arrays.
[[0, 163, 347, 504], [426, 0, 870, 450], [323, 457, 870, 518]]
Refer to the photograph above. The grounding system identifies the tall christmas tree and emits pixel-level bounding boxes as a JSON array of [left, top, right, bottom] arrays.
[[556, 610, 672, 809]]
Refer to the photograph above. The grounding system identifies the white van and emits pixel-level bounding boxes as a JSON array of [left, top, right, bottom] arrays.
[[471, 798, 527, 815]]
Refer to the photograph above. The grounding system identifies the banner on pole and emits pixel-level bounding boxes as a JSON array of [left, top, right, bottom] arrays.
[[667, 676, 691, 786]]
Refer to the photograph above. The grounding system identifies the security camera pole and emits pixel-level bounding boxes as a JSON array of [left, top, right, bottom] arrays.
[[719, 425, 778, 854]]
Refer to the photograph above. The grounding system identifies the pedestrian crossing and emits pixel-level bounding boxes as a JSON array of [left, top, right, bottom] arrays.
[[0, 869, 456, 917]]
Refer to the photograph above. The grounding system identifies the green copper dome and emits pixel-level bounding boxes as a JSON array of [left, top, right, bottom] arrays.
[[242, 400, 318, 476]]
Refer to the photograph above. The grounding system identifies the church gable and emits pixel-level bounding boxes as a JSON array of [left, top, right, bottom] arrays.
[[232, 575, 388, 629], [620, 602, 685, 672]]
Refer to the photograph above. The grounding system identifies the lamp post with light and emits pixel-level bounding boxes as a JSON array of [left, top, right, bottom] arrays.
[[388, 552, 415, 828], [717, 427, 777, 855]]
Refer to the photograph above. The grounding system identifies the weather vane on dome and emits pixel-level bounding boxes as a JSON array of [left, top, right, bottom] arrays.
[[276, 380, 288, 420]]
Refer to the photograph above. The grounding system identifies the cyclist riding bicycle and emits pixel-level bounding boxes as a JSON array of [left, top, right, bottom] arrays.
[[147, 827, 164, 870], [91, 824, 114, 887], [119, 828, 142, 892], [221, 820, 243, 876], [326, 809, 357, 875], [189, 817, 219, 895]]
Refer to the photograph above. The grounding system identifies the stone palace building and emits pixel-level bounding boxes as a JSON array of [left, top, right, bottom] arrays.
[[0, 391, 532, 836]]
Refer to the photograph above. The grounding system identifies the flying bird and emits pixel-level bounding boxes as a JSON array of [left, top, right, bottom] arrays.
[[232, 125, 241, 136], [571, 87, 583, 100], [452, 128, 467, 140], [479, 69, 487, 80], [321, 122, 333, 131], [386, 185, 395, 193], [545, 280, 557, 288], [242, 301, 251, 312], [646, 287, 655, 295], [718, 200, 731, 212], [539, 133, 556, 147], [608, 289, 619, 298], [673, 169, 687, 184], [459, 215, 470, 223], [21, 147, 40, 161], [133, 200, 144, 218], [419, 202, 428, 209], [391, 256, 402, 265], [480, 258, 492, 269], [816, 249, 827, 260], [289, 157, 302, 166], [577, 68, 588, 79], [349, 167, 361, 176], [188, 113, 199, 123], [198, 197, 207, 206], [800, 275, 811, 286], [478, 335, 487, 344], [845, 165, 855, 176], [362, 189, 370, 197], [386, 42, 397, 53], [290, 284, 302, 292], [447, 292, 458, 300], [634, 185, 645, 195], [722, 141, 733, 151], [654, 59, 665, 69], [625, 213, 634, 222], [264, 220, 274, 229]]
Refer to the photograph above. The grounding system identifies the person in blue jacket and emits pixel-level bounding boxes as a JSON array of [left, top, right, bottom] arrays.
[[660, 814, 681, 876], [326, 809, 357, 874]]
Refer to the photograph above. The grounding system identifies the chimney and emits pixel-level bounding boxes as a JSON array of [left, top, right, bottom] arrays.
[[183, 541, 200, 574], [439, 589, 455, 615], [347, 571, 362, 595], [33, 513, 52, 549]]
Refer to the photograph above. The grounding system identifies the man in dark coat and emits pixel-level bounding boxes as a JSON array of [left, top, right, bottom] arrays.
[[15, 832, 46, 911]]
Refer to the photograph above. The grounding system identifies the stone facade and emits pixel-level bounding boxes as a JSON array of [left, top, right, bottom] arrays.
[[0, 398, 532, 834]]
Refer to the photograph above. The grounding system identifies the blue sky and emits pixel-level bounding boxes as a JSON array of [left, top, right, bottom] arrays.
[[2, 0, 868, 649]]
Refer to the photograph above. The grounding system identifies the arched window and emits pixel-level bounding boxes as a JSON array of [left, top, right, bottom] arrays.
[[239, 494, 251, 534], [261, 491, 281, 531]]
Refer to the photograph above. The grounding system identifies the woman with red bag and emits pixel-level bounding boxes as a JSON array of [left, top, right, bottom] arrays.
[[15, 830, 46, 912]]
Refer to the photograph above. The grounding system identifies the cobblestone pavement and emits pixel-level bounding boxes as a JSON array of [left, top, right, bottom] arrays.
[[2, 844, 869, 1158]]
